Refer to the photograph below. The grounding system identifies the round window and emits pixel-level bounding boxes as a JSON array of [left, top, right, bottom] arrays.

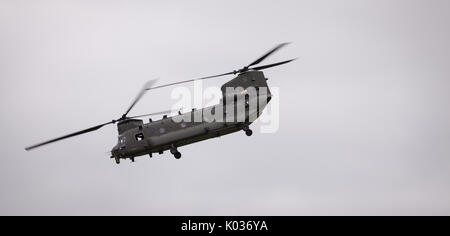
[[159, 127, 166, 133]]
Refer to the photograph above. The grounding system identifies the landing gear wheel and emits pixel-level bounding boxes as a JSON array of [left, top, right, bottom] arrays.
[[115, 157, 120, 165], [245, 129, 253, 136], [170, 144, 181, 159]]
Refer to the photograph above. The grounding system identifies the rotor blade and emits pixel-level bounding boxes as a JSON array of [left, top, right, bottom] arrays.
[[25, 121, 114, 151], [247, 42, 291, 68], [250, 58, 297, 71], [145, 72, 234, 91], [122, 79, 158, 118], [128, 109, 175, 119]]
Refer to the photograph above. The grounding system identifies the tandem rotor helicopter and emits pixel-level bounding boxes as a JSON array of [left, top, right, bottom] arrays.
[[25, 43, 295, 164]]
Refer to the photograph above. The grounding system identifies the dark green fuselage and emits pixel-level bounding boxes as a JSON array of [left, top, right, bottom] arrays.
[[111, 71, 272, 160]]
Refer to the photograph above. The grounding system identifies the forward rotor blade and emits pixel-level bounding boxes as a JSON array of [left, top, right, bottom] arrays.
[[247, 42, 290, 68], [145, 72, 234, 91], [128, 109, 175, 119], [25, 121, 114, 151], [122, 79, 158, 118], [250, 58, 297, 71]]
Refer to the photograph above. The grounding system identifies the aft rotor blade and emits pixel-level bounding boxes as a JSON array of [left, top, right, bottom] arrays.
[[122, 79, 158, 118], [128, 109, 175, 119], [250, 58, 297, 71], [25, 121, 114, 151], [247, 42, 290, 68], [145, 72, 234, 91]]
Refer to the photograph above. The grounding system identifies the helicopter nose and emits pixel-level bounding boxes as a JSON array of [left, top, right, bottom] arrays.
[[110, 147, 119, 157]]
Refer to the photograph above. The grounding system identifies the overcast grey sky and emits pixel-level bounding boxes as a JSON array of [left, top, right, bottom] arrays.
[[1, 0, 450, 215]]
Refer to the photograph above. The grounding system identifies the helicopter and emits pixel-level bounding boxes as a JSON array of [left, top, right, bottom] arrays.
[[25, 43, 295, 164]]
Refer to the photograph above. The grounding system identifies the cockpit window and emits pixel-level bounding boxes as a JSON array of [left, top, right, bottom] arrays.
[[119, 136, 126, 144], [135, 133, 144, 141]]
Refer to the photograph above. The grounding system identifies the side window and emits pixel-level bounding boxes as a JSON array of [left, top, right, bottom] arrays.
[[119, 136, 126, 144], [149, 127, 155, 133], [135, 133, 144, 141]]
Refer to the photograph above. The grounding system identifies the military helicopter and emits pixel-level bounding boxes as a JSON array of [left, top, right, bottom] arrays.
[[25, 43, 295, 164]]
